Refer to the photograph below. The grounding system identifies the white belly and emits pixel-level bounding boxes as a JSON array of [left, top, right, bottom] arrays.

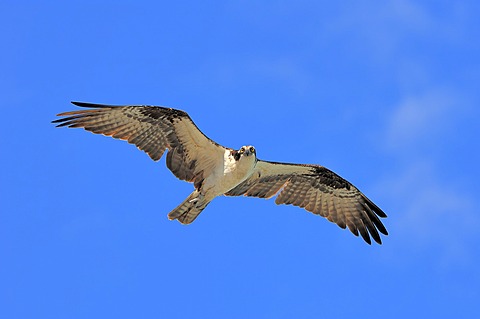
[[201, 149, 256, 198]]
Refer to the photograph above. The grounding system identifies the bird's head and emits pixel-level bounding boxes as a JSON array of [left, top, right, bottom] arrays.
[[234, 145, 256, 161]]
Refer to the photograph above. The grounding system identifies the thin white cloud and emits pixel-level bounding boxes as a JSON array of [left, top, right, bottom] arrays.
[[386, 89, 459, 148], [379, 89, 478, 269], [324, 0, 475, 67], [183, 55, 314, 96], [378, 160, 478, 269], [323, 0, 433, 59]]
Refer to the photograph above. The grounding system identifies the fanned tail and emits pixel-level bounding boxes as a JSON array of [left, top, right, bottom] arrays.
[[168, 190, 210, 224]]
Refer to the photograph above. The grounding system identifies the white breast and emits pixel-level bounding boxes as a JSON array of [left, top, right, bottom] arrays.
[[201, 150, 257, 198]]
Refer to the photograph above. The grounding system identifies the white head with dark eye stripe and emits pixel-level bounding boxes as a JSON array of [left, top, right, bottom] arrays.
[[233, 145, 256, 161]]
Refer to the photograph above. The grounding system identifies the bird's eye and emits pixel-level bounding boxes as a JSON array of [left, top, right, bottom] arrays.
[[239, 148, 245, 153], [249, 147, 255, 153]]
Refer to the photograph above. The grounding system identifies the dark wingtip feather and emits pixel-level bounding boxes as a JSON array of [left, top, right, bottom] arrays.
[[358, 226, 372, 245], [52, 114, 81, 127], [54, 121, 71, 128], [71, 101, 113, 108], [377, 221, 389, 236], [365, 201, 389, 237], [373, 235, 383, 245], [51, 117, 69, 127], [364, 196, 387, 218], [362, 202, 389, 238]]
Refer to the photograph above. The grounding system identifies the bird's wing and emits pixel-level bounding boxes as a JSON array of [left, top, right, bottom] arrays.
[[53, 101, 227, 188], [226, 160, 388, 244]]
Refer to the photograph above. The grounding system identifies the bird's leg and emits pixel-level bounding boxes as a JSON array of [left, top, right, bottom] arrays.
[[188, 192, 205, 207]]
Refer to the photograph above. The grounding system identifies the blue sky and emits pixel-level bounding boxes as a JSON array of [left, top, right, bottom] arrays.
[[1, 1, 479, 318]]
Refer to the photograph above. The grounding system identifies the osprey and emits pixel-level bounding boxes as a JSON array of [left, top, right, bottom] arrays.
[[53, 102, 388, 245]]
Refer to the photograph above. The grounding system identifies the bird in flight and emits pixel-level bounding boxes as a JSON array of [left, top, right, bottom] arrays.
[[53, 102, 388, 244]]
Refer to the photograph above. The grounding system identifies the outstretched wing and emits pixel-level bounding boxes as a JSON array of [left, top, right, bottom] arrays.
[[53, 101, 227, 188], [226, 160, 388, 244]]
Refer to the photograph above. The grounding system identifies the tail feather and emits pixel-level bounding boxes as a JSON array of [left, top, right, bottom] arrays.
[[168, 190, 210, 224]]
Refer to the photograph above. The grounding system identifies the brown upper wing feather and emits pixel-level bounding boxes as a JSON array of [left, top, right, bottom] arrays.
[[53, 101, 226, 188], [226, 160, 388, 245]]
